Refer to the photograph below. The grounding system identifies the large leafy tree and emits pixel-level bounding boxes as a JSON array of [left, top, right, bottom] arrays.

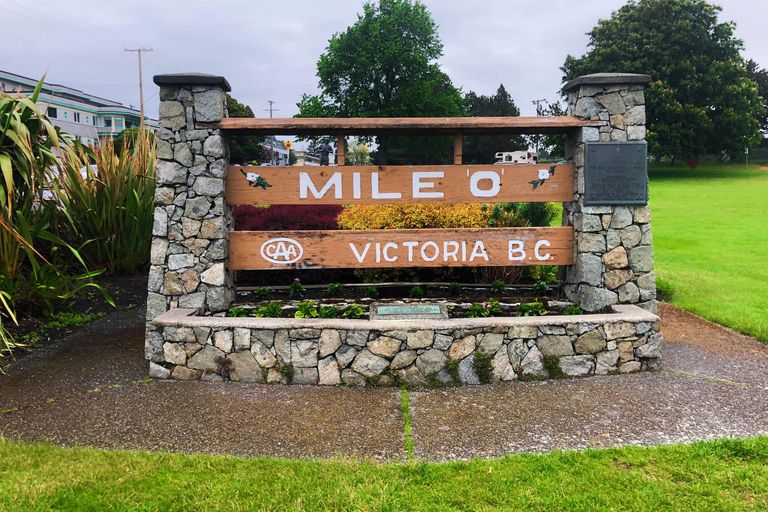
[[296, 0, 464, 164], [462, 84, 526, 164], [226, 94, 264, 165], [746, 59, 768, 135], [562, 0, 764, 160]]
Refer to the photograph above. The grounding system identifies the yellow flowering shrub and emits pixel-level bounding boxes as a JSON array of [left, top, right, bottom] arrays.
[[337, 203, 491, 230]]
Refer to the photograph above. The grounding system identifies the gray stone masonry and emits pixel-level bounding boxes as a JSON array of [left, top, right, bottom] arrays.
[[562, 73, 657, 314], [145, 73, 235, 364], [150, 305, 661, 384]]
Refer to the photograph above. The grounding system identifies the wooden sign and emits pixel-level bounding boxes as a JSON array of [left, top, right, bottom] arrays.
[[229, 227, 573, 270], [227, 164, 574, 205]]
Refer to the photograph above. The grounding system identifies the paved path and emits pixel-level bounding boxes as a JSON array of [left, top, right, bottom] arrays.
[[1, 303, 767, 461]]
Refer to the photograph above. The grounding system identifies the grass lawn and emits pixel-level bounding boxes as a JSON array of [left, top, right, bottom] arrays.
[[1, 436, 767, 511], [649, 164, 768, 342]]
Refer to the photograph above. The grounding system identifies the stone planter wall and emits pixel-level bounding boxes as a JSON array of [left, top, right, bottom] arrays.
[[149, 305, 661, 385]]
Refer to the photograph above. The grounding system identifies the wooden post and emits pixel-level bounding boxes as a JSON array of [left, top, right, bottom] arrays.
[[454, 132, 463, 165], [337, 135, 345, 166]]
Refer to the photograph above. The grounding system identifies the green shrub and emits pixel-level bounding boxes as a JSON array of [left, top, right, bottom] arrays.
[[533, 281, 549, 294], [517, 302, 547, 317], [255, 302, 282, 318], [294, 300, 318, 319], [448, 282, 461, 294], [327, 283, 344, 297], [227, 306, 249, 317], [342, 304, 365, 319], [409, 286, 425, 298], [467, 302, 490, 318], [289, 278, 305, 298], [254, 287, 270, 299], [319, 306, 339, 318], [467, 300, 501, 318], [491, 279, 507, 293], [365, 286, 379, 299], [564, 305, 583, 315]]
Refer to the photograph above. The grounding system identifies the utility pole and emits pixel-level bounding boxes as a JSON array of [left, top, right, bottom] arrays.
[[263, 101, 279, 165], [124, 48, 153, 129]]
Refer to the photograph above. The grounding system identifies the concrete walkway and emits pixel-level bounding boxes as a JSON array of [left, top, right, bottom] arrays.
[[1, 303, 767, 461]]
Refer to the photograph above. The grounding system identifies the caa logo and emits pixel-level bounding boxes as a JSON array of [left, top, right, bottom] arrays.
[[260, 237, 304, 264]]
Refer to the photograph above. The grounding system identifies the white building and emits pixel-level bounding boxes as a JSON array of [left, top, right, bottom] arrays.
[[0, 69, 159, 147]]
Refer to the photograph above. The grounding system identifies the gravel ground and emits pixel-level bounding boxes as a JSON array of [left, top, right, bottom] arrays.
[[1, 301, 766, 461]]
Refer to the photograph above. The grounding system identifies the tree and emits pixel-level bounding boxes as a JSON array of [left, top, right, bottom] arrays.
[[463, 84, 526, 164], [226, 94, 264, 165], [528, 100, 567, 159], [296, 0, 464, 164], [562, 0, 765, 160], [113, 127, 155, 151], [346, 141, 372, 166], [746, 59, 768, 135]]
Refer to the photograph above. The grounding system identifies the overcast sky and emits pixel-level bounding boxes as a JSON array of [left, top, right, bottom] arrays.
[[3, 0, 766, 127]]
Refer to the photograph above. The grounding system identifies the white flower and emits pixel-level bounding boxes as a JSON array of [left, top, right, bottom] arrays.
[[246, 172, 260, 182], [537, 169, 550, 180]]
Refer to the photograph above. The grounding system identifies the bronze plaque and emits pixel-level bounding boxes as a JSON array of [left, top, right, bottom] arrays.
[[585, 142, 648, 205]]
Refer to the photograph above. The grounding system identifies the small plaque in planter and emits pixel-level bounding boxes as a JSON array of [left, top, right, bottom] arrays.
[[370, 304, 448, 321]]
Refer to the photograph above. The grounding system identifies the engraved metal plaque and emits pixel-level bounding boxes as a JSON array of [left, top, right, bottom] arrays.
[[377, 305, 441, 315], [585, 142, 648, 205], [370, 303, 448, 321]]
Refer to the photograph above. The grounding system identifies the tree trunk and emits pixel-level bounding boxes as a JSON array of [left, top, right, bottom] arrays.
[[377, 135, 388, 165]]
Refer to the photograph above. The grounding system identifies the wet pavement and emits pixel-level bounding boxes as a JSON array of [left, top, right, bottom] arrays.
[[1, 302, 767, 461]]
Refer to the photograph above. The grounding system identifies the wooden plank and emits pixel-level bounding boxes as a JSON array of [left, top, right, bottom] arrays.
[[229, 227, 573, 270], [337, 135, 345, 166], [454, 132, 462, 165], [198, 116, 603, 136], [227, 164, 574, 205]]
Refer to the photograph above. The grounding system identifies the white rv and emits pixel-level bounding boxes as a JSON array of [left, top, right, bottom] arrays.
[[494, 151, 538, 164]]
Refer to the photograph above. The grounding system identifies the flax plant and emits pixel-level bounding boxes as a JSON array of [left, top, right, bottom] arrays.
[[56, 131, 157, 274], [0, 77, 108, 358]]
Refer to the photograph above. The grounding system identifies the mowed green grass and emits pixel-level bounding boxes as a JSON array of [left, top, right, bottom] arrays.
[[1, 437, 767, 511], [649, 164, 768, 342]]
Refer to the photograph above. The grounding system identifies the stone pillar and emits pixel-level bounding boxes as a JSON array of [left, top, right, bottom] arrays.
[[562, 73, 657, 313], [145, 73, 235, 364]]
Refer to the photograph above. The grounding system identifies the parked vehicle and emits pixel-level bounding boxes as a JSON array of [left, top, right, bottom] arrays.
[[493, 151, 538, 164]]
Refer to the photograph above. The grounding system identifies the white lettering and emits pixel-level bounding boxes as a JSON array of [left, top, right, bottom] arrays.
[[508, 240, 526, 261], [421, 241, 439, 261], [469, 171, 501, 198], [353, 172, 361, 199], [383, 242, 398, 262], [534, 240, 551, 261], [403, 241, 418, 262], [443, 241, 459, 261], [469, 241, 489, 261], [375, 243, 381, 262], [300, 172, 342, 199], [349, 242, 371, 263], [371, 172, 402, 199], [413, 172, 444, 198]]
